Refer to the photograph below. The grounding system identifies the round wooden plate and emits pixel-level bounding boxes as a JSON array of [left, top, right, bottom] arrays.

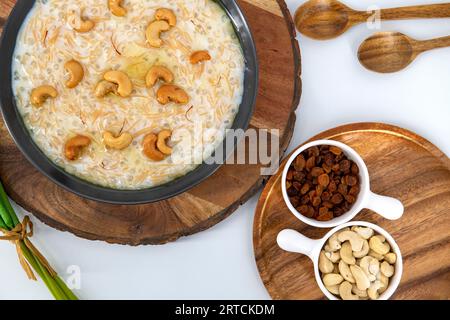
[[0, 0, 301, 245], [254, 123, 450, 300]]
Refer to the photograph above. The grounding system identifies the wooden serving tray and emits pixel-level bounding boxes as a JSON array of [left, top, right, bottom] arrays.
[[0, 0, 301, 245], [253, 123, 450, 300]]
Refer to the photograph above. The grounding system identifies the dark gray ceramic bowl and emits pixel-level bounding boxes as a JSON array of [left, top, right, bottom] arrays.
[[0, 0, 258, 204]]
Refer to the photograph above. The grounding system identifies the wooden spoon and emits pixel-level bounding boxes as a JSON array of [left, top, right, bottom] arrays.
[[358, 32, 450, 73], [295, 0, 450, 40]]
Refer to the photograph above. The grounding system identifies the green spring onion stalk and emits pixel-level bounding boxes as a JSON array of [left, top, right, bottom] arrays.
[[0, 181, 78, 300], [0, 182, 19, 226]]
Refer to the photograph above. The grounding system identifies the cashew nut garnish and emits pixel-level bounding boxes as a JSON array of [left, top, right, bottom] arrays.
[[69, 11, 95, 33], [353, 226, 374, 240], [95, 80, 119, 98], [319, 251, 334, 274], [338, 260, 355, 283], [377, 272, 389, 294], [368, 249, 384, 261], [146, 20, 170, 48], [156, 130, 173, 155], [369, 235, 390, 255], [380, 261, 394, 278], [324, 233, 341, 252], [352, 284, 368, 298], [339, 281, 359, 300], [350, 265, 371, 291], [30, 85, 58, 107], [320, 226, 397, 300], [337, 230, 364, 252], [322, 273, 343, 287], [190, 50, 211, 64], [146, 66, 174, 88], [384, 252, 397, 264], [324, 251, 340, 263], [326, 285, 340, 295], [103, 131, 133, 150], [157, 84, 189, 105], [155, 8, 177, 27], [109, 0, 127, 17], [64, 135, 91, 161], [103, 71, 133, 97], [367, 280, 383, 300], [353, 240, 369, 258], [142, 133, 165, 161], [64, 60, 84, 89], [340, 241, 355, 265], [359, 256, 379, 281]]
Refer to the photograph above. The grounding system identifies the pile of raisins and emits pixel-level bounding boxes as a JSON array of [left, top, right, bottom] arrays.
[[285, 145, 360, 221]]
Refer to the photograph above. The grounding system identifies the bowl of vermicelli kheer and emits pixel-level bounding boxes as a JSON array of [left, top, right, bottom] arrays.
[[0, 0, 258, 204]]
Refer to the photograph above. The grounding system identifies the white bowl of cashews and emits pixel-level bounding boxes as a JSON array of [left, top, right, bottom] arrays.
[[277, 221, 403, 300]]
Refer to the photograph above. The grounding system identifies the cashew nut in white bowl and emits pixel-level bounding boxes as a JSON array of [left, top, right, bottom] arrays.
[[353, 240, 369, 258], [276, 221, 403, 300], [338, 230, 364, 251], [281, 140, 404, 228]]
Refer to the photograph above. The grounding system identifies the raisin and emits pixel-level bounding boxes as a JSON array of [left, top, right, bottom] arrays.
[[293, 171, 305, 182], [334, 207, 345, 216], [331, 193, 343, 204], [301, 195, 310, 204], [345, 194, 356, 204], [345, 175, 358, 186], [322, 163, 332, 173], [317, 208, 333, 221], [308, 190, 316, 201], [287, 186, 298, 197], [315, 185, 323, 197], [321, 191, 331, 201], [349, 185, 360, 196], [324, 151, 334, 162], [329, 146, 342, 156], [289, 196, 300, 207], [305, 156, 315, 171], [315, 156, 323, 166], [339, 160, 351, 172], [308, 146, 320, 157], [294, 155, 305, 171], [312, 196, 321, 207], [351, 162, 359, 175], [297, 205, 309, 215], [328, 181, 337, 192], [292, 181, 302, 191], [286, 169, 294, 180], [338, 183, 348, 195], [300, 183, 310, 195], [322, 201, 334, 209], [318, 173, 330, 187]]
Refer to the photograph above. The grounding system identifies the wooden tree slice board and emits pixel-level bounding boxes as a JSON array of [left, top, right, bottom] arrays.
[[254, 123, 450, 300], [0, 0, 301, 245]]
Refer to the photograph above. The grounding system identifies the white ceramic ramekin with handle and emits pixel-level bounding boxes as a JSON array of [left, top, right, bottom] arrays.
[[277, 221, 403, 300], [281, 140, 404, 228]]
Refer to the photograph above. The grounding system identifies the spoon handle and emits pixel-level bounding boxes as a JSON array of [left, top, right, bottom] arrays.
[[379, 3, 450, 20], [414, 36, 450, 53]]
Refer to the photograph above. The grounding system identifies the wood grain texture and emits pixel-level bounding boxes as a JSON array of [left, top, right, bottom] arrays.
[[358, 31, 450, 73], [254, 123, 450, 300], [0, 0, 301, 245], [294, 0, 450, 40]]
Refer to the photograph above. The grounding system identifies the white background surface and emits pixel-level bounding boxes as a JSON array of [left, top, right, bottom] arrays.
[[1, 0, 449, 299]]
